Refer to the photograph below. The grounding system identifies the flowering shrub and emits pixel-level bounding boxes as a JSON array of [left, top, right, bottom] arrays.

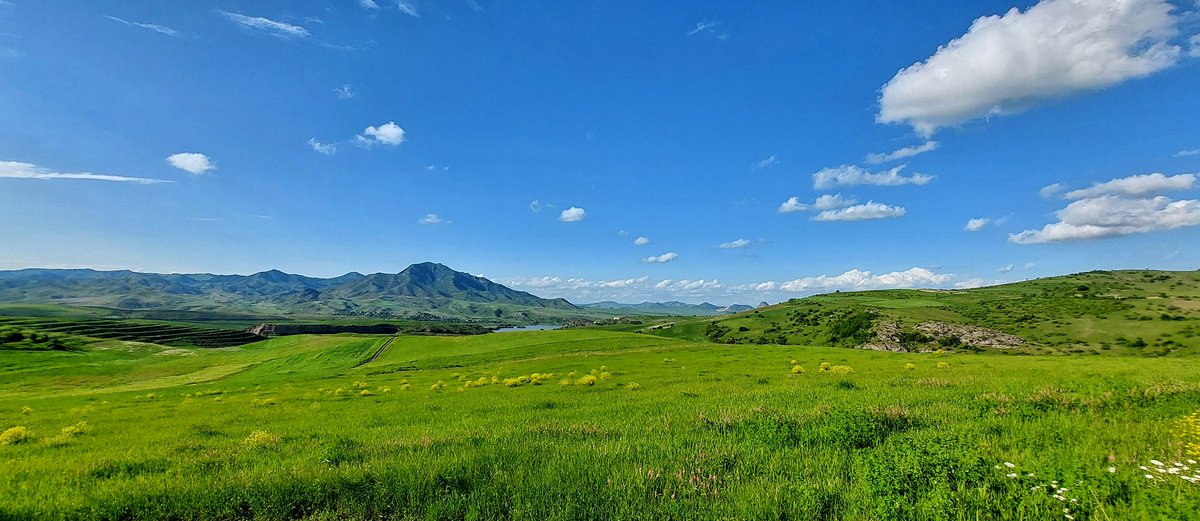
[[819, 362, 831, 372], [791, 365, 805, 374], [829, 365, 853, 374], [430, 380, 446, 390], [937, 362, 950, 369], [253, 398, 279, 407], [1178, 410, 1200, 459], [904, 363, 916, 371], [353, 381, 369, 389], [43, 421, 91, 447], [626, 382, 641, 390], [0, 426, 33, 445], [359, 389, 374, 397], [19, 406, 31, 415], [577, 375, 598, 386], [789, 359, 798, 366], [244, 430, 279, 449]]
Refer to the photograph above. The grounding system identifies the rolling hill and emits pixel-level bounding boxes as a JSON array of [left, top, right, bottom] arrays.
[[642, 269, 1200, 356]]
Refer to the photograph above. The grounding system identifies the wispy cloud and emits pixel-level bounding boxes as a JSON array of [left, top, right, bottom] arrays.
[[633, 236, 650, 246], [812, 164, 932, 190], [334, 84, 355, 99], [778, 194, 856, 214], [308, 138, 336, 155], [812, 201, 906, 222], [1175, 149, 1200, 157], [417, 213, 444, 225], [397, 0, 419, 17], [751, 154, 779, 169], [688, 21, 728, 39], [754, 267, 952, 293], [360, 0, 380, 9], [1062, 173, 1194, 199], [425, 164, 450, 172], [718, 239, 750, 249], [220, 11, 310, 38], [104, 15, 179, 37], [0, 160, 170, 184], [865, 141, 938, 164]]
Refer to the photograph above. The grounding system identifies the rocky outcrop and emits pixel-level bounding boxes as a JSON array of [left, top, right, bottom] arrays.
[[915, 321, 1025, 349]]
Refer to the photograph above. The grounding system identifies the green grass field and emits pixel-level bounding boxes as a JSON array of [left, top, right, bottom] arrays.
[[3, 326, 1200, 520]]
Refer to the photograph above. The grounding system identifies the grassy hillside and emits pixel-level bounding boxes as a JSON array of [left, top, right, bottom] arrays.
[[646, 270, 1200, 356], [2, 327, 1199, 519]]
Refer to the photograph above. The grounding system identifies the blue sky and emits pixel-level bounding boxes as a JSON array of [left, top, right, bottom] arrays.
[[1, 0, 1199, 305]]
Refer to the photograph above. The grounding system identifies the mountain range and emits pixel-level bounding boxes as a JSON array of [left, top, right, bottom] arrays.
[[0, 262, 581, 323]]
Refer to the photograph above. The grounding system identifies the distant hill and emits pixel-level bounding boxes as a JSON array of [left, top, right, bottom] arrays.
[[643, 269, 1200, 356], [0, 262, 585, 323], [581, 300, 753, 316]]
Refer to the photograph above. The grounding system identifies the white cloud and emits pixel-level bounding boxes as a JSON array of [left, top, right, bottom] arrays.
[[355, 122, 406, 146], [812, 202, 906, 222], [308, 138, 336, 155], [417, 213, 444, 225], [397, 0, 419, 17], [1010, 194, 1200, 244], [166, 153, 214, 175], [0, 160, 170, 184], [559, 207, 586, 222], [642, 252, 678, 264], [812, 164, 932, 190], [777, 267, 951, 292], [1191, 34, 1200, 58], [1062, 172, 1195, 199], [1177, 149, 1200, 157], [778, 196, 806, 214], [755, 281, 776, 291], [599, 276, 649, 289], [718, 238, 750, 249], [998, 264, 1015, 273], [688, 21, 716, 35], [425, 164, 449, 172], [865, 141, 939, 165], [633, 236, 650, 246], [964, 217, 990, 231], [751, 154, 779, 169], [104, 15, 179, 37], [1040, 183, 1067, 198], [335, 84, 355, 99], [878, 0, 1183, 136], [360, 0, 380, 9], [220, 11, 310, 38], [529, 200, 542, 212], [955, 278, 987, 289], [778, 194, 856, 214]]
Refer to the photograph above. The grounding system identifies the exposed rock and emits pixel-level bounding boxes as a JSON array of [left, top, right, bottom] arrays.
[[860, 320, 907, 352], [915, 321, 1025, 349]]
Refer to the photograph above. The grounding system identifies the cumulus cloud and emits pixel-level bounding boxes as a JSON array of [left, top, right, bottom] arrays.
[[166, 153, 214, 175], [0, 160, 170, 184], [865, 141, 939, 165], [1062, 172, 1195, 199], [812, 164, 932, 190], [308, 138, 336, 155], [752, 154, 779, 169], [718, 239, 750, 249], [559, 207, 586, 222], [220, 11, 310, 38], [964, 217, 990, 231], [104, 15, 179, 37], [417, 213, 444, 225], [778, 194, 856, 214], [812, 202, 906, 222], [1010, 194, 1200, 244], [777, 267, 952, 292], [878, 0, 1184, 136], [642, 252, 678, 264], [633, 236, 650, 246], [355, 122, 406, 146]]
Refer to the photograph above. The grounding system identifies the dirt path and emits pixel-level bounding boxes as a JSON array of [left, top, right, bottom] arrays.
[[357, 336, 397, 367]]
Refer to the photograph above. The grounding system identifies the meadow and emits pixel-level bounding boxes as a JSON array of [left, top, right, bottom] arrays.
[[3, 327, 1200, 520]]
